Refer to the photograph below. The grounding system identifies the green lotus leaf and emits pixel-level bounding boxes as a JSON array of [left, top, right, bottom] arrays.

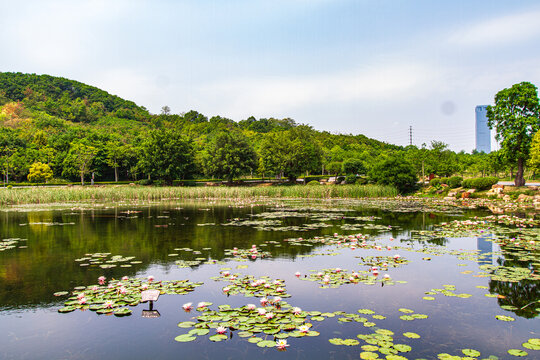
[[507, 349, 528, 356], [462, 349, 481, 357], [422, 296, 435, 301], [495, 315, 515, 322], [398, 308, 414, 313], [403, 332, 420, 339], [248, 337, 262, 343], [522, 342, 540, 350], [209, 334, 227, 342], [188, 328, 209, 336], [361, 345, 379, 351], [360, 352, 379, 359], [257, 340, 276, 348], [376, 329, 394, 336], [329, 338, 344, 345], [527, 338, 540, 346], [174, 334, 196, 342], [393, 344, 412, 352], [178, 321, 197, 328]]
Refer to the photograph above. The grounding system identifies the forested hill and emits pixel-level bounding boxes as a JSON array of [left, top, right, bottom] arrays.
[[0, 72, 411, 183]]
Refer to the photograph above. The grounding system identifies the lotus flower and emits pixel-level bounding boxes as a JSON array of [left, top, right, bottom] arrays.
[[273, 296, 281, 304], [260, 297, 269, 306], [383, 274, 391, 280], [335, 268, 342, 273], [141, 283, 148, 290], [276, 287, 285, 293], [119, 287, 127, 295], [276, 339, 289, 350], [104, 300, 114, 309], [223, 287, 230, 293], [122, 276, 129, 281], [258, 308, 267, 315], [147, 275, 154, 282], [295, 272, 301, 277], [387, 246, 392, 250], [246, 303, 256, 310], [251, 255, 257, 259], [91, 286, 98, 291], [317, 272, 323, 277], [216, 326, 227, 334], [182, 302, 193, 311], [77, 292, 85, 299], [197, 302, 207, 309], [265, 312, 275, 319], [78, 297, 87, 305], [373, 270, 379, 276], [108, 284, 114, 289], [293, 307, 302, 315], [98, 276, 106, 285], [298, 324, 309, 333], [393, 254, 401, 260], [273, 280, 281, 285]]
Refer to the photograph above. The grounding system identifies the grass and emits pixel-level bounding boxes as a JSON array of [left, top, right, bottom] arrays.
[[0, 184, 398, 206]]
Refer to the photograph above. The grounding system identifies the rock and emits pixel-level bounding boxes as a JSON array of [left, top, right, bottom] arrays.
[[492, 184, 504, 189], [443, 196, 455, 201], [448, 191, 457, 197], [528, 186, 538, 191], [517, 194, 532, 202], [503, 195, 511, 201]]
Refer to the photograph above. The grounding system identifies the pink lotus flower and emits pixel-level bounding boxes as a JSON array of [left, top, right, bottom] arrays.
[[258, 308, 267, 315], [276, 339, 289, 350], [147, 275, 154, 282], [78, 297, 87, 305], [222, 271, 230, 277], [393, 254, 401, 260], [108, 284, 114, 289], [260, 297, 269, 306], [98, 276, 106, 285], [335, 268, 342, 273], [251, 255, 257, 259], [182, 302, 193, 311], [246, 304, 256, 310], [334, 233, 338, 237], [383, 274, 391, 280], [264, 283, 271, 288], [77, 293, 85, 299], [352, 272, 359, 278], [265, 312, 275, 319], [317, 272, 323, 277], [387, 246, 392, 250], [122, 276, 129, 281], [323, 276, 330, 283], [372, 270, 379, 276], [382, 263, 388, 268], [104, 300, 114, 309], [295, 272, 301, 277], [119, 287, 127, 295], [293, 307, 302, 315], [197, 302, 207, 309], [141, 284, 148, 290], [91, 286, 98, 291], [216, 326, 227, 334], [223, 287, 230, 293], [390, 237, 394, 241], [273, 280, 281, 285], [276, 287, 285, 293]]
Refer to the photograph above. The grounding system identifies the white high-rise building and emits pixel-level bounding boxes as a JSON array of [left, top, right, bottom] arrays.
[[475, 105, 491, 153]]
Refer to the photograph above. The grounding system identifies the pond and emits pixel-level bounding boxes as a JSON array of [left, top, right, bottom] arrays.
[[0, 199, 538, 359]]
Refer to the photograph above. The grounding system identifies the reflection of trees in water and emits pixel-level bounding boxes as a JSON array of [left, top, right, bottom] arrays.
[[0, 204, 488, 311], [489, 250, 539, 319]]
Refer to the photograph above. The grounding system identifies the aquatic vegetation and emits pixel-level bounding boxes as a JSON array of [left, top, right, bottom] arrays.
[[57, 276, 203, 315], [74, 253, 140, 268], [0, 238, 27, 251]]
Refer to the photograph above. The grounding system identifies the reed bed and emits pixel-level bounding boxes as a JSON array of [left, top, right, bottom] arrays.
[[0, 184, 398, 206]]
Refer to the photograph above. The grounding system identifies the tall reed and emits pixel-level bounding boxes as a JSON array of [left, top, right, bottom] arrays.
[[0, 184, 398, 206]]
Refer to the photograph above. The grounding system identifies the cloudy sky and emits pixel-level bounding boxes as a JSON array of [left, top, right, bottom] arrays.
[[1, 0, 539, 151]]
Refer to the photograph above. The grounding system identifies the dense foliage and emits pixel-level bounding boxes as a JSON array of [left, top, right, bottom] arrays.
[[0, 73, 537, 185]]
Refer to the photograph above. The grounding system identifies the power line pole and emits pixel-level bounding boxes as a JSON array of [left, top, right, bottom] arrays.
[[409, 126, 413, 146]]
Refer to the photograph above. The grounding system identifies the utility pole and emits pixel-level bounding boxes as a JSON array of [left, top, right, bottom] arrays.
[[409, 126, 413, 146]]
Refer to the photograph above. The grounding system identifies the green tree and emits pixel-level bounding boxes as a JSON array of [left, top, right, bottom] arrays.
[[487, 82, 540, 186], [105, 140, 127, 182], [369, 156, 418, 194], [202, 131, 256, 183], [139, 129, 194, 184], [27, 162, 53, 183], [62, 141, 98, 185], [529, 131, 540, 173], [342, 158, 366, 175]]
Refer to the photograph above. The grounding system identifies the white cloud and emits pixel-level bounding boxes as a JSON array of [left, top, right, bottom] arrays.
[[198, 62, 439, 119], [449, 9, 540, 47]]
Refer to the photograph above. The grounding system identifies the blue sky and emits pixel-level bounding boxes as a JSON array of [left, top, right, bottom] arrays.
[[1, 0, 540, 151]]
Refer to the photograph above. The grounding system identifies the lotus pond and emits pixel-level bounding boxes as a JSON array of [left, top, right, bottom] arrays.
[[0, 199, 539, 360]]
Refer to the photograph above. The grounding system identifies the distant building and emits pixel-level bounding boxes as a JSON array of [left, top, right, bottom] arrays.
[[475, 105, 491, 153]]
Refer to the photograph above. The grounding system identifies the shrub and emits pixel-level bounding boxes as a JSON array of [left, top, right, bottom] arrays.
[[462, 176, 498, 190], [447, 176, 463, 188], [336, 176, 346, 183], [342, 159, 366, 175], [345, 174, 357, 184], [137, 179, 153, 186], [27, 162, 53, 183], [307, 180, 320, 186], [368, 156, 418, 194], [430, 178, 441, 186]]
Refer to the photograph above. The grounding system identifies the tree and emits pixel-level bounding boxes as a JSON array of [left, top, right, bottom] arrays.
[[529, 131, 540, 173], [487, 82, 540, 186], [369, 156, 418, 194], [161, 106, 171, 115], [258, 126, 322, 182], [105, 140, 127, 182], [139, 129, 194, 184], [27, 162, 53, 183], [202, 131, 256, 183], [62, 141, 98, 185], [342, 158, 366, 175]]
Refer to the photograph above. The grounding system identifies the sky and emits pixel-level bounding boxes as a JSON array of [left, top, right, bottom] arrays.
[[1, 0, 540, 152]]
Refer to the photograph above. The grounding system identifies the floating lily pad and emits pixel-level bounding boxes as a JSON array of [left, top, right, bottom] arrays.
[[507, 349, 528, 356], [175, 334, 196, 342]]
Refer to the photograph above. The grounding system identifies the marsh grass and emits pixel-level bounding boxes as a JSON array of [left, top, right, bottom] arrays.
[[0, 184, 398, 206]]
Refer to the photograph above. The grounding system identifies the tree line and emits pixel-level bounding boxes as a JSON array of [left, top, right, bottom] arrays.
[[0, 73, 538, 189]]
